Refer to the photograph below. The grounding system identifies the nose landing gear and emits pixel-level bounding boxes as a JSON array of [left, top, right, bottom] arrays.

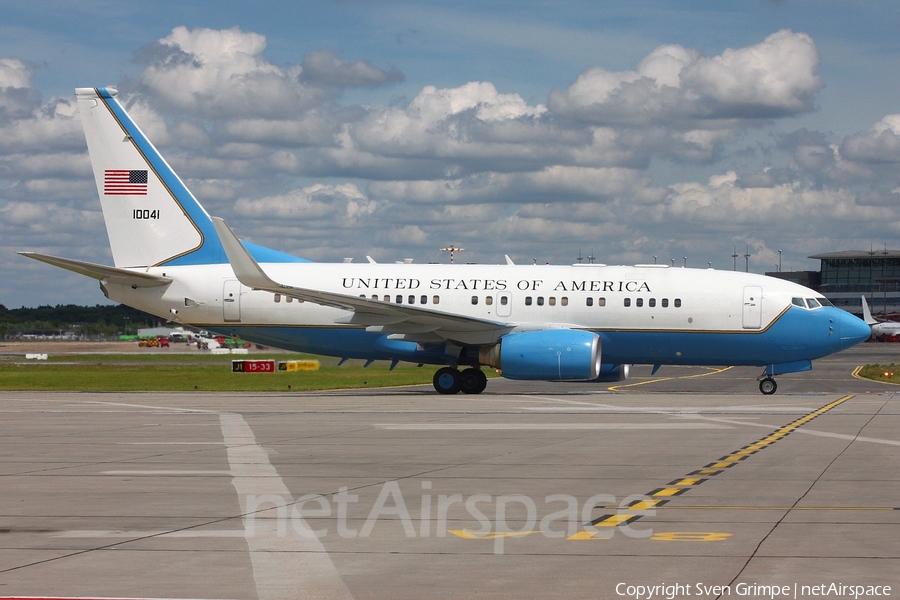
[[758, 375, 777, 395]]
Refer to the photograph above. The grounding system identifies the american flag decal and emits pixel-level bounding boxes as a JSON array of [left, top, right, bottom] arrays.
[[104, 169, 148, 195]]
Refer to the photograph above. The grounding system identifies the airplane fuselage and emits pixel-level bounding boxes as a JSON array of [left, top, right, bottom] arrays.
[[105, 261, 864, 370]]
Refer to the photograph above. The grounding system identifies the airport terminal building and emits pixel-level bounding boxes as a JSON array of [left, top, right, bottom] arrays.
[[767, 249, 900, 317]]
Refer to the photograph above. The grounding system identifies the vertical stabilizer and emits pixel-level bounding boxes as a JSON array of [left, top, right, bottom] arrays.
[[76, 87, 223, 268], [861, 295, 878, 325]]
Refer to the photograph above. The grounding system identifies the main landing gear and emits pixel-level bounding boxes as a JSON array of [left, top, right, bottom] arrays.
[[433, 367, 488, 395]]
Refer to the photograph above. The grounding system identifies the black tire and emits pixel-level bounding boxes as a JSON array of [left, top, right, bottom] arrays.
[[433, 367, 461, 394], [759, 377, 777, 395], [459, 368, 488, 394]]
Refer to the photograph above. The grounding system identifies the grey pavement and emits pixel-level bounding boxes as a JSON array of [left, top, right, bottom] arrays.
[[0, 344, 898, 599]]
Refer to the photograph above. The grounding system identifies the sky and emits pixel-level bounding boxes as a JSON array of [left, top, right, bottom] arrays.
[[3, 0, 900, 308]]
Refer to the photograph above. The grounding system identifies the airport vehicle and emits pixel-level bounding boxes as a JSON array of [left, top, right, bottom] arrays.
[[861, 296, 900, 339], [20, 87, 872, 395]]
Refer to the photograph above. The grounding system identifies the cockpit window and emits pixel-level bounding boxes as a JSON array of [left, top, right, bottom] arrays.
[[792, 297, 806, 308], [806, 298, 821, 309], [817, 297, 833, 307]]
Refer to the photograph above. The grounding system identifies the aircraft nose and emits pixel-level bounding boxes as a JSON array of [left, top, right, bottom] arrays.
[[839, 310, 872, 345]]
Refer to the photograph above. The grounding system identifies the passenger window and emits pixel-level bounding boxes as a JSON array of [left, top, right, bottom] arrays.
[[421, 295, 428, 304], [471, 296, 479, 305], [384, 295, 390, 302], [649, 298, 656, 308], [548, 297, 556, 306], [561, 297, 568, 307], [525, 297, 533, 306], [486, 296, 493, 305], [598, 298, 606, 307], [636, 298, 643, 307], [372, 294, 378, 300], [500, 296, 508, 306], [433, 295, 440, 305], [662, 298, 668, 308], [286, 296, 293, 303], [274, 294, 281, 303], [674, 299, 682, 308], [396, 295, 403, 304], [586, 297, 594, 307], [624, 298, 631, 307], [537, 297, 545, 306]]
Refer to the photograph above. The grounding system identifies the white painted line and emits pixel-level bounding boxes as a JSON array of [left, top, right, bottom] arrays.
[[220, 413, 354, 600], [374, 423, 730, 430], [119, 442, 221, 445], [83, 400, 220, 414], [102, 470, 231, 475], [683, 415, 900, 446], [55, 530, 244, 538]]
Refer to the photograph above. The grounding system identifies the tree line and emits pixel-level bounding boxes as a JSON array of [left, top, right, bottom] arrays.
[[0, 304, 161, 338]]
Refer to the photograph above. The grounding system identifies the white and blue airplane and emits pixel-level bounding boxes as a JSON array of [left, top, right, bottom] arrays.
[[861, 295, 900, 339], [20, 87, 871, 395]]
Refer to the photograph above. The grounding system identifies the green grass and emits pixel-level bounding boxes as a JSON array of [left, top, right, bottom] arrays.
[[856, 364, 900, 385], [0, 353, 441, 392]]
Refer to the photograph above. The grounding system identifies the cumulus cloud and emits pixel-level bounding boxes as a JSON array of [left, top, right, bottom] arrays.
[[839, 115, 900, 163], [234, 183, 374, 222], [550, 30, 822, 126], [136, 26, 403, 120], [664, 171, 884, 230], [351, 82, 547, 156], [0, 58, 41, 121]]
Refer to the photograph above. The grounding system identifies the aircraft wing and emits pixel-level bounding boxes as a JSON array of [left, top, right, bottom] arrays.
[[19, 252, 172, 288], [211, 218, 512, 341]]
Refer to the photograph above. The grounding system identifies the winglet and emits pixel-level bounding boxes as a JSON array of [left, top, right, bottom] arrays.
[[211, 217, 282, 290]]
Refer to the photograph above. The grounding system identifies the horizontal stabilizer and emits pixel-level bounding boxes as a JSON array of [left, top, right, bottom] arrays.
[[19, 252, 172, 287]]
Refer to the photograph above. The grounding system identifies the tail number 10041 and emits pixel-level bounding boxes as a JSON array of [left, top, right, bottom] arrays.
[[133, 209, 160, 219]]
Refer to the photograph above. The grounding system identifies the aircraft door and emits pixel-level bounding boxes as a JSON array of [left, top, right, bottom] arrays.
[[742, 286, 762, 329], [496, 292, 512, 317], [223, 279, 242, 322]]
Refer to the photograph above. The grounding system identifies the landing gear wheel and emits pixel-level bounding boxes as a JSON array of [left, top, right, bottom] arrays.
[[433, 367, 461, 394], [759, 377, 777, 395], [459, 368, 488, 394]]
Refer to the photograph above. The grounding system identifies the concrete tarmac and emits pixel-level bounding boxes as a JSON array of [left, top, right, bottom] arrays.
[[0, 344, 898, 599]]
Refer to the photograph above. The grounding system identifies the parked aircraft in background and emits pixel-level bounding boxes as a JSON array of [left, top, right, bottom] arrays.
[[861, 296, 900, 339], [20, 87, 872, 395]]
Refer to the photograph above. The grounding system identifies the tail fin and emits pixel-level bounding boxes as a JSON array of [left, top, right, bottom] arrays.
[[76, 87, 225, 268], [861, 295, 878, 325]]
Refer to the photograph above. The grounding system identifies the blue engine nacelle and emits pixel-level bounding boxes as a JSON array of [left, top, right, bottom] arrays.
[[479, 329, 601, 381]]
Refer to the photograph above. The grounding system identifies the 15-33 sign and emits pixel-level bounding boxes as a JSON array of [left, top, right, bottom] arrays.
[[232, 360, 275, 373]]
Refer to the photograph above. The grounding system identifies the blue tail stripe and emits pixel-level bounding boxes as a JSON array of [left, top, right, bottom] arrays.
[[96, 88, 307, 265]]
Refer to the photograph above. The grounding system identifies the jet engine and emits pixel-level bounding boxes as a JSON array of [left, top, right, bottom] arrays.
[[479, 329, 601, 380]]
